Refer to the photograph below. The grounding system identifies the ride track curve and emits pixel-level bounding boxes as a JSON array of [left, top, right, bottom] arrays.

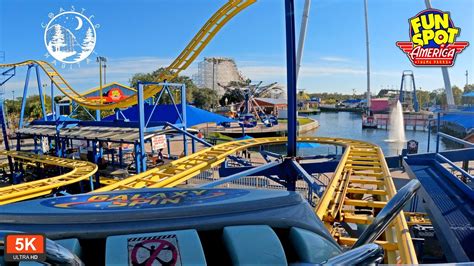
[[94, 136, 417, 264], [0, 136, 417, 263], [0, 150, 97, 205], [0, 0, 256, 110]]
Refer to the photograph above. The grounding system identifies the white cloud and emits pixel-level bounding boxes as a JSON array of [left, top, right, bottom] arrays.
[[320, 56, 350, 62], [239, 64, 367, 81]]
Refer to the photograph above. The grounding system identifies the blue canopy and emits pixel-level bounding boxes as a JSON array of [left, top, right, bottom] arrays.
[[463, 91, 474, 97], [103, 104, 234, 127], [441, 113, 474, 130], [342, 99, 362, 104]]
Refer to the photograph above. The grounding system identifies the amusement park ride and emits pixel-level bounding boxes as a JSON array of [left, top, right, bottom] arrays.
[[222, 82, 280, 129], [0, 0, 473, 265]]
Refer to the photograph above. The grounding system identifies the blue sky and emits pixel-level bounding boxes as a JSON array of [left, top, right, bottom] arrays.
[[0, 0, 473, 99]]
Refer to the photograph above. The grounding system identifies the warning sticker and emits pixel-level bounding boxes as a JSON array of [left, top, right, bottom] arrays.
[[128, 235, 181, 266]]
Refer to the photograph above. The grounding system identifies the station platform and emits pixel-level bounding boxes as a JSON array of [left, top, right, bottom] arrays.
[[404, 157, 474, 262]]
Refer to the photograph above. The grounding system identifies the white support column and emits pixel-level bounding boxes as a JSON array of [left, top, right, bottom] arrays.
[[296, 0, 311, 81], [424, 0, 455, 107]]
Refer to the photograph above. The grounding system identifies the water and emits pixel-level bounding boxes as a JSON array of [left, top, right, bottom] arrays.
[[386, 101, 406, 155], [301, 112, 445, 156]]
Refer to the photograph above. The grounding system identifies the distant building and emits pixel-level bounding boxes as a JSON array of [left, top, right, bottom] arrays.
[[193, 57, 245, 96], [370, 98, 390, 113], [254, 97, 287, 114]]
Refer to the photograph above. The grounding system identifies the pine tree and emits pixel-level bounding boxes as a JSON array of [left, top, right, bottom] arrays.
[[82, 27, 95, 52], [50, 24, 66, 52]]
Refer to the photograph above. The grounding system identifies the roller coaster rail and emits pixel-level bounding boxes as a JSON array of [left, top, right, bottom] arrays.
[[0, 150, 97, 205], [95, 136, 417, 264]]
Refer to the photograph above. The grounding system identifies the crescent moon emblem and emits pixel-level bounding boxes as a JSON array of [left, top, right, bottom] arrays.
[[74, 16, 83, 30]]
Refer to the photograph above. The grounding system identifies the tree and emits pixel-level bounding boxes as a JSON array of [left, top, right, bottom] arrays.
[[416, 89, 430, 108], [452, 85, 463, 105], [129, 67, 197, 103], [219, 88, 244, 106], [298, 90, 310, 101], [192, 88, 218, 110]]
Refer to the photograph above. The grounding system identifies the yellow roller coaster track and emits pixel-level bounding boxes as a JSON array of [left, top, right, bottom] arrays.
[[0, 151, 97, 205], [95, 136, 417, 264], [0, 0, 255, 110]]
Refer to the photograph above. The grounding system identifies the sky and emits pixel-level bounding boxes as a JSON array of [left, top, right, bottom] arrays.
[[0, 0, 473, 100]]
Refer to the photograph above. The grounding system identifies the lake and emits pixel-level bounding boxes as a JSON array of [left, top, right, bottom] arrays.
[[301, 112, 445, 157]]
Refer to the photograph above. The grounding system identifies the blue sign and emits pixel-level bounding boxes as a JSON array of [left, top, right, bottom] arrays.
[[41, 189, 250, 210]]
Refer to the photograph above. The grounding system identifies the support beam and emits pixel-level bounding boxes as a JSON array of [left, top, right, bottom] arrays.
[[137, 83, 146, 172], [19, 66, 33, 129], [50, 80, 56, 120], [285, 0, 297, 157], [296, 0, 311, 80], [35, 65, 47, 120], [424, 0, 454, 107], [290, 160, 324, 197]]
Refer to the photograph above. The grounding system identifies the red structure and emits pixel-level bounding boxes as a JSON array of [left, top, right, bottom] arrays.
[[370, 98, 390, 113]]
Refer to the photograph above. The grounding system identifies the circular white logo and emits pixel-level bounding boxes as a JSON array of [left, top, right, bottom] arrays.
[[44, 11, 96, 64]]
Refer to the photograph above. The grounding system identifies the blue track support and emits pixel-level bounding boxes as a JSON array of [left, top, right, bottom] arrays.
[[166, 137, 171, 157], [260, 149, 283, 161], [436, 112, 441, 153], [0, 101, 14, 177], [145, 86, 166, 127], [427, 119, 431, 152], [137, 83, 146, 172], [92, 141, 100, 188], [399, 72, 405, 103], [35, 65, 47, 120], [165, 122, 212, 147], [199, 161, 281, 188], [180, 84, 188, 156], [50, 80, 55, 120], [19, 65, 33, 129], [119, 146, 123, 167], [134, 141, 140, 173], [0, 67, 16, 86], [290, 160, 325, 197], [285, 0, 297, 158]]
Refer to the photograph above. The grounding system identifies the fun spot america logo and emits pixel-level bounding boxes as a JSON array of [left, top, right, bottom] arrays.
[[396, 9, 469, 67]]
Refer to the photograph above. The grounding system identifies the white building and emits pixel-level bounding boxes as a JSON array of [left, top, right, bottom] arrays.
[[193, 57, 245, 96]]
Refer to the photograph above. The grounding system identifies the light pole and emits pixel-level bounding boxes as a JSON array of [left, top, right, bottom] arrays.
[[96, 56, 107, 120], [103, 62, 107, 84], [96, 56, 107, 103], [466, 70, 469, 87]]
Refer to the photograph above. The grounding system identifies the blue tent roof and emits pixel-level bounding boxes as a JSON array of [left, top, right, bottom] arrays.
[[463, 91, 474, 97], [342, 99, 362, 104], [441, 113, 474, 130], [103, 104, 234, 127]]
